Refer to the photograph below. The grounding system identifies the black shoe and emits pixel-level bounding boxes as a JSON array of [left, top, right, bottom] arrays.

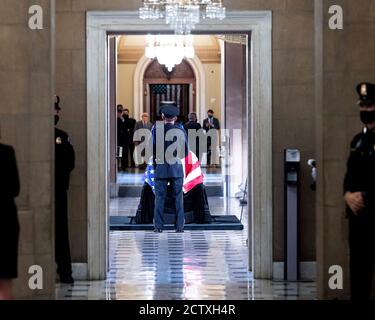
[[176, 229, 184, 233], [60, 275, 74, 284], [153, 228, 163, 233]]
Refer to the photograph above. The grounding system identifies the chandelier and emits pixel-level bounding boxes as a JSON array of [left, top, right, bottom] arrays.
[[145, 35, 195, 71], [139, 0, 226, 35]]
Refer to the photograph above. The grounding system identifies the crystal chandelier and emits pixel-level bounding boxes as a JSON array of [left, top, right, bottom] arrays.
[[139, 1, 226, 35], [145, 35, 195, 71]]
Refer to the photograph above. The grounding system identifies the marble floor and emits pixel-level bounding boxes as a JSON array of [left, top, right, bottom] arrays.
[[56, 229, 316, 300], [56, 172, 316, 300]]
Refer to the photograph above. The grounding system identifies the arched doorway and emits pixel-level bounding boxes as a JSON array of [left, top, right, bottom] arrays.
[[143, 59, 196, 123], [134, 55, 206, 124]]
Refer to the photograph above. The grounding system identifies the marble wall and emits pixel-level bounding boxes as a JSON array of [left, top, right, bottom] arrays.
[[316, 0, 375, 300], [0, 0, 55, 298]]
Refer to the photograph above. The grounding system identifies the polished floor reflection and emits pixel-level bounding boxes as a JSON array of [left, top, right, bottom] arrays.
[[56, 229, 316, 300], [56, 191, 316, 300]]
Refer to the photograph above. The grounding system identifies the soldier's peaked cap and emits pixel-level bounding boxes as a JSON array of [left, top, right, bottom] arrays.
[[356, 82, 375, 105], [160, 102, 179, 119]]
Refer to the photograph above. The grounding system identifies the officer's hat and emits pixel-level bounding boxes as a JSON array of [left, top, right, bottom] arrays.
[[55, 95, 61, 111], [356, 82, 375, 106], [160, 102, 179, 119]]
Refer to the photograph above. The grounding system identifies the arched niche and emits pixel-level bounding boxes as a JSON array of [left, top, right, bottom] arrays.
[[134, 54, 206, 123], [143, 59, 195, 123]]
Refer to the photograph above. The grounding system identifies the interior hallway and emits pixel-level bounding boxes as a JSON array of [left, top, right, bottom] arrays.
[[56, 184, 316, 300]]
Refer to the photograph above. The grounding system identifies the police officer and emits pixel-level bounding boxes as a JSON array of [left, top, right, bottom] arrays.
[[344, 82, 375, 300], [55, 96, 75, 284], [152, 103, 188, 233]]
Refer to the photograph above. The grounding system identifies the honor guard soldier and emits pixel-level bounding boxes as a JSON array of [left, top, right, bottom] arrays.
[[152, 103, 188, 233], [54, 96, 75, 284], [344, 82, 375, 300]]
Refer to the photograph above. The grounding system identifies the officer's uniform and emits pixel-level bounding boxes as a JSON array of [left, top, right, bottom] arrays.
[[152, 104, 188, 232], [55, 103, 75, 282], [344, 82, 375, 300]]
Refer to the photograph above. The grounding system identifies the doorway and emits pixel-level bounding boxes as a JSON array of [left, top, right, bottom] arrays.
[[144, 58, 196, 123], [86, 11, 273, 280]]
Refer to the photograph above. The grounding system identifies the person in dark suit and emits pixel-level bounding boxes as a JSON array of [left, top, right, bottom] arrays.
[[344, 82, 375, 300], [55, 96, 75, 284], [152, 103, 188, 233], [184, 112, 202, 161], [117, 105, 125, 171], [134, 112, 153, 132], [122, 108, 136, 169], [0, 131, 20, 300], [202, 109, 220, 166], [134, 113, 153, 168]]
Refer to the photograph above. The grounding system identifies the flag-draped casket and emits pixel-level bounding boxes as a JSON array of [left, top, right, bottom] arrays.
[[135, 151, 212, 224]]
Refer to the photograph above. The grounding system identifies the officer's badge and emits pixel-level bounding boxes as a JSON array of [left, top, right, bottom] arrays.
[[56, 137, 62, 144], [361, 83, 367, 96]]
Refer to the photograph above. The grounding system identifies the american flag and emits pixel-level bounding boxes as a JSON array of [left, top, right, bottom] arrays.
[[144, 151, 204, 194], [151, 84, 167, 95]]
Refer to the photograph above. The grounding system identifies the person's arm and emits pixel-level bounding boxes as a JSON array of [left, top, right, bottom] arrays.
[[215, 118, 220, 130], [343, 136, 361, 193], [343, 136, 365, 214], [65, 135, 75, 173], [133, 119, 137, 131], [203, 119, 208, 131], [8, 146, 20, 198]]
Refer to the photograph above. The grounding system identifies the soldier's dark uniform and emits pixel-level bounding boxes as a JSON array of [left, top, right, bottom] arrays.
[[152, 104, 188, 233], [344, 82, 375, 300], [55, 100, 75, 283]]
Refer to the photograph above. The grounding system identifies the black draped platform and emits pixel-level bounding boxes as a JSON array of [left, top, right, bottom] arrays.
[[110, 183, 243, 230]]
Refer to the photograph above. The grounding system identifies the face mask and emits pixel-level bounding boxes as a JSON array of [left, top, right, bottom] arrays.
[[54, 115, 60, 125], [124, 114, 129, 119], [360, 111, 375, 125], [208, 115, 213, 119]]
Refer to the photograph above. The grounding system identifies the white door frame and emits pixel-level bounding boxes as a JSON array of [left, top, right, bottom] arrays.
[[86, 11, 273, 280]]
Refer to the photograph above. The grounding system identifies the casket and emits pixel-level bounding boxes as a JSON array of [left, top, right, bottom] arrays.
[[135, 183, 212, 224]]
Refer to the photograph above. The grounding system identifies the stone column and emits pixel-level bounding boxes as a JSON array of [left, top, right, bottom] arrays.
[[0, 0, 55, 298]]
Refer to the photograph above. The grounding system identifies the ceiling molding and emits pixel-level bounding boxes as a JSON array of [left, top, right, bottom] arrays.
[[117, 35, 221, 64], [118, 48, 221, 64]]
